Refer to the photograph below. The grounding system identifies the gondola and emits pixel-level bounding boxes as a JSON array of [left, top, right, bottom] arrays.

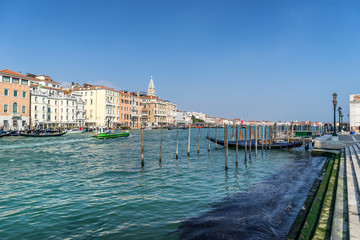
[[207, 136, 303, 149], [19, 132, 67, 137]]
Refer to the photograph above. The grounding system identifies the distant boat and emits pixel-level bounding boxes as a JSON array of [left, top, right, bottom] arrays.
[[207, 136, 303, 149], [93, 128, 130, 139], [168, 127, 173, 130], [67, 128, 85, 134], [20, 131, 67, 137]]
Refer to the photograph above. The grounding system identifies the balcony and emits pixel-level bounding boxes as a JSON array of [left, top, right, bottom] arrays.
[[12, 113, 21, 118], [106, 101, 117, 106]]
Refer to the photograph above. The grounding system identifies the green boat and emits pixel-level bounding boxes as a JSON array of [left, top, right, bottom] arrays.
[[93, 128, 130, 139]]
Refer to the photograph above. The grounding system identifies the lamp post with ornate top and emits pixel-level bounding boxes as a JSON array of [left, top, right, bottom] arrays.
[[338, 107, 342, 133], [332, 93, 338, 140]]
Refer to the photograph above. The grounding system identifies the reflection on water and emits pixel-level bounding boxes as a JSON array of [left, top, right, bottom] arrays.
[[0, 129, 325, 240]]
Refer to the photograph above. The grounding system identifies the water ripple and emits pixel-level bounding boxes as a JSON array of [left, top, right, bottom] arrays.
[[0, 129, 325, 239]]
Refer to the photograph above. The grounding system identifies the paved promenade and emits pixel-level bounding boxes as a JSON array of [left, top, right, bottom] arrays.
[[302, 135, 360, 239], [287, 135, 360, 239]]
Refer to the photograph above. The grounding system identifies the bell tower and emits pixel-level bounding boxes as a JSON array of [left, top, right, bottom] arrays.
[[148, 76, 155, 96]]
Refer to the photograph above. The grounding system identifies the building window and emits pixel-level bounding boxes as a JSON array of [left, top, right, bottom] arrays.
[[43, 97, 45, 103], [42, 115, 45, 119], [13, 90, 18, 97], [55, 100, 57, 105], [55, 116, 57, 120], [67, 101, 69, 105], [48, 100, 50, 104], [48, 108, 50, 112], [72, 109, 74, 113], [90, 99, 93, 105], [12, 78, 19, 84], [4, 104, 8, 113], [66, 108, 68, 113], [61, 101, 63, 105], [22, 91, 26, 98], [2, 76, 10, 82], [13, 102, 18, 113], [85, 92, 87, 96], [21, 80, 28, 85], [55, 108, 57, 113], [43, 106, 45, 111], [22, 120, 26, 127], [35, 106, 37, 111], [91, 91, 93, 96], [4, 89, 8, 96], [35, 97, 37, 102], [22, 106, 26, 113], [35, 114, 37, 119]]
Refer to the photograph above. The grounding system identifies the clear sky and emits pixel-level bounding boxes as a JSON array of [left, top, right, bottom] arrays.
[[1, 0, 359, 122]]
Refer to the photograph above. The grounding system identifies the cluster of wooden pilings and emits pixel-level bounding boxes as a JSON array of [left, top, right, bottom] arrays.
[[140, 123, 325, 169]]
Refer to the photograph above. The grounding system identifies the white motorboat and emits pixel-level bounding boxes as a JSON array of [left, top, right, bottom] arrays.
[[67, 128, 85, 134]]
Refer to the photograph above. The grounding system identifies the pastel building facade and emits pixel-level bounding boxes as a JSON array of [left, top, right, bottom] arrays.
[[130, 92, 142, 129], [29, 74, 78, 128], [350, 94, 360, 131], [0, 70, 31, 130], [119, 91, 132, 127], [73, 84, 119, 127]]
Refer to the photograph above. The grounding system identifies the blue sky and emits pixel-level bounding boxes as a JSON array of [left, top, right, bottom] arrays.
[[1, 0, 359, 122]]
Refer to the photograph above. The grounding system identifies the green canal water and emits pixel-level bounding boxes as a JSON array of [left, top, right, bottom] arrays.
[[0, 128, 326, 239]]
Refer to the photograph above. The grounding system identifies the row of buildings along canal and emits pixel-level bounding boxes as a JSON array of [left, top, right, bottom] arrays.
[[0, 69, 179, 130]]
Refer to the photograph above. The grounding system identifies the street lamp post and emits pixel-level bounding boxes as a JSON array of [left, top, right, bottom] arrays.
[[332, 93, 338, 140], [338, 107, 342, 133], [340, 113, 344, 131]]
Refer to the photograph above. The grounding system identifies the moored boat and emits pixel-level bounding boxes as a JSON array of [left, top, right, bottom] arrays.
[[19, 131, 67, 137], [207, 136, 303, 149]]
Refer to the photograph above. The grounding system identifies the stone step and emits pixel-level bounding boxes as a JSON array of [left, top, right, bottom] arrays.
[[346, 146, 360, 239], [330, 149, 348, 239], [313, 152, 340, 239]]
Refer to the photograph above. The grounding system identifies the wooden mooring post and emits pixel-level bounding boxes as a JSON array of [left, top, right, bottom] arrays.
[[141, 127, 144, 167], [187, 125, 191, 156], [225, 125, 228, 171], [215, 126, 217, 149], [176, 124, 179, 159], [265, 125, 268, 150], [261, 124, 264, 155], [249, 125, 252, 159], [244, 125, 248, 162], [231, 122, 235, 141], [208, 126, 211, 152], [198, 127, 201, 154], [236, 125, 239, 166], [159, 125, 163, 162], [255, 124, 258, 156], [287, 124, 290, 143]]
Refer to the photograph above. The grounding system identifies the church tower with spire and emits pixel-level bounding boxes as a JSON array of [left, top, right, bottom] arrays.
[[147, 76, 156, 96]]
